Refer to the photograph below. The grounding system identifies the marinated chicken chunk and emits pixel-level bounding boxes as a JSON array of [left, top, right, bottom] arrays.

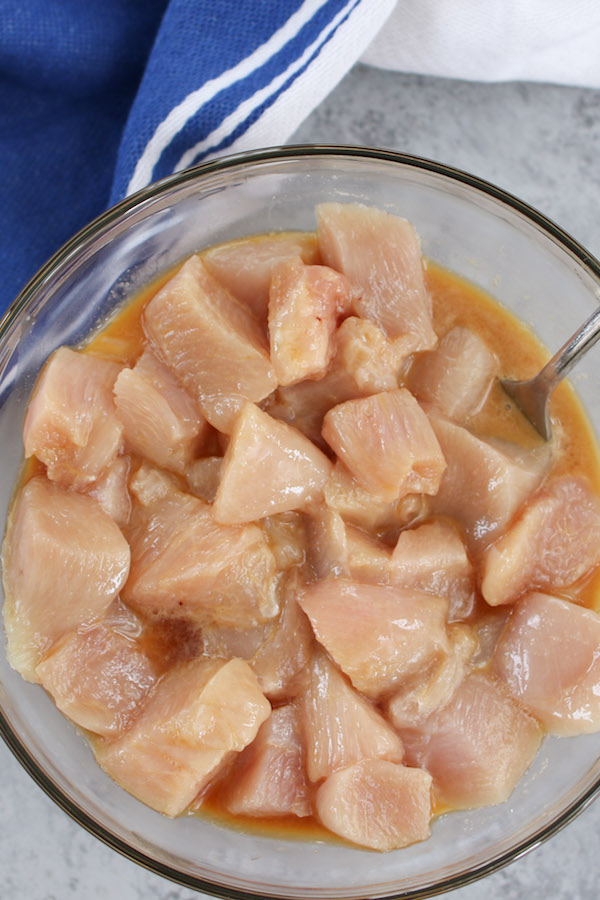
[[301, 650, 404, 782], [213, 402, 331, 524], [23, 347, 123, 489], [410, 326, 498, 420], [143, 256, 276, 430], [36, 623, 157, 737], [95, 657, 271, 816], [317, 203, 437, 350], [492, 592, 600, 735], [322, 389, 446, 502], [223, 704, 311, 818], [316, 759, 433, 852], [3, 476, 130, 681], [114, 347, 209, 474], [481, 476, 600, 606], [298, 579, 449, 699], [400, 672, 543, 809], [268, 257, 351, 385]]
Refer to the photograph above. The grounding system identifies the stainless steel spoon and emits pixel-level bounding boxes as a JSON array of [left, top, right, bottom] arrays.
[[501, 304, 600, 440]]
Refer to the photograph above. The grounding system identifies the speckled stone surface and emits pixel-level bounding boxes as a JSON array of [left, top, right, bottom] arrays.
[[2, 66, 600, 900]]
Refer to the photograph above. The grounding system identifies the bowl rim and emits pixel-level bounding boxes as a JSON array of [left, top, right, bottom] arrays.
[[2, 143, 600, 899]]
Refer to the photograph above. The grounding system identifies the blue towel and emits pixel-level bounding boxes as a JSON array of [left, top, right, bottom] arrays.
[[0, 0, 396, 318]]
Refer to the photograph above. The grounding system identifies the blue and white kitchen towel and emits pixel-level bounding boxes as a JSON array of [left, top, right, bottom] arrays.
[[2, 0, 600, 318], [0, 0, 395, 317]]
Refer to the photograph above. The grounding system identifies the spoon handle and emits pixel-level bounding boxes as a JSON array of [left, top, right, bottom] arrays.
[[537, 303, 600, 390]]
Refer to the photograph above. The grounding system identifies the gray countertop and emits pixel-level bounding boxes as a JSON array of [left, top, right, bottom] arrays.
[[3, 65, 600, 900]]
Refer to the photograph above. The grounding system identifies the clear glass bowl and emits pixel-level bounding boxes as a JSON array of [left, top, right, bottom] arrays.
[[1, 146, 600, 899]]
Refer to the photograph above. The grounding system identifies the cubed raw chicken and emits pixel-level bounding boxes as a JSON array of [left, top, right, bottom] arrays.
[[2, 476, 130, 681], [202, 232, 319, 325], [250, 572, 315, 702], [222, 704, 311, 818], [345, 526, 392, 584], [306, 504, 349, 579], [95, 657, 271, 817], [316, 759, 432, 851], [391, 520, 476, 620], [301, 650, 404, 782], [429, 413, 549, 553], [317, 203, 437, 351], [298, 579, 449, 699], [213, 403, 331, 524], [85, 455, 132, 527], [481, 476, 600, 606], [197, 394, 246, 434], [324, 460, 427, 533], [400, 672, 543, 809], [124, 468, 279, 628], [492, 592, 600, 735], [143, 257, 277, 424], [22, 347, 123, 489], [386, 625, 478, 730], [268, 257, 351, 386], [261, 511, 307, 570], [410, 327, 498, 420], [333, 316, 408, 393], [113, 347, 209, 474], [186, 456, 222, 503], [35, 623, 157, 737], [322, 390, 446, 502]]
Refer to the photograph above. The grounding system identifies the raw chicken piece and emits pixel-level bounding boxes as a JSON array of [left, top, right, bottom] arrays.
[[324, 460, 427, 533], [203, 232, 319, 325], [223, 704, 311, 818], [213, 403, 331, 524], [316, 759, 432, 851], [124, 469, 279, 628], [2, 476, 130, 681], [269, 257, 351, 386], [481, 476, 600, 606], [391, 520, 476, 620], [386, 625, 478, 729], [251, 573, 315, 702], [301, 651, 404, 782], [298, 579, 449, 699], [492, 592, 600, 735], [429, 413, 549, 553], [345, 526, 392, 584], [143, 257, 277, 420], [410, 327, 498, 420], [262, 511, 307, 570], [322, 390, 446, 502], [113, 347, 209, 474], [333, 316, 407, 393], [85, 455, 132, 527], [186, 456, 222, 502], [317, 203, 437, 350], [400, 672, 543, 809], [35, 623, 157, 737], [95, 657, 271, 817], [23, 347, 123, 489], [306, 504, 349, 579]]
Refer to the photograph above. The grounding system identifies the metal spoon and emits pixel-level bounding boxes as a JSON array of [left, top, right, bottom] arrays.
[[501, 304, 600, 440]]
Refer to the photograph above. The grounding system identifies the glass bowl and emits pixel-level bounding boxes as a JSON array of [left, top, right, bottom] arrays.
[[1, 146, 600, 899]]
